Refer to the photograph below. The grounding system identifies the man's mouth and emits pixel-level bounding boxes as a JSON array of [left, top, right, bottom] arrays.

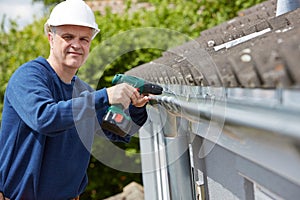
[[68, 51, 83, 56]]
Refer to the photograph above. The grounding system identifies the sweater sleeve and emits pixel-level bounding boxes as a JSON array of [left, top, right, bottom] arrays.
[[129, 104, 148, 126], [6, 63, 109, 136]]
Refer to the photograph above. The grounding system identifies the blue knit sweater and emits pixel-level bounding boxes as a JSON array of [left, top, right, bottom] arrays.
[[0, 57, 147, 199]]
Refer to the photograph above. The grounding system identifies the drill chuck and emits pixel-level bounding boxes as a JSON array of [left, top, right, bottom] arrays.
[[143, 83, 163, 95]]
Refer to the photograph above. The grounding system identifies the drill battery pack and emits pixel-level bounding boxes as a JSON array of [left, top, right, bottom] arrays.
[[101, 105, 132, 137]]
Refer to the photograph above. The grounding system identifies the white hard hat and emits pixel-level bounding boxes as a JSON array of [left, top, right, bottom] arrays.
[[44, 0, 100, 39]]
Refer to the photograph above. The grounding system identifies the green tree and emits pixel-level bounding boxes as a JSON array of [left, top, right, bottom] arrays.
[[32, 0, 63, 6], [0, 17, 49, 119]]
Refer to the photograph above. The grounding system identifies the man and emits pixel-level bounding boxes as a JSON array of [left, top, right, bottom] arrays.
[[0, 0, 149, 199]]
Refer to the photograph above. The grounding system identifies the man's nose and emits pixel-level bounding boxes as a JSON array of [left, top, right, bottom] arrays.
[[71, 39, 81, 49]]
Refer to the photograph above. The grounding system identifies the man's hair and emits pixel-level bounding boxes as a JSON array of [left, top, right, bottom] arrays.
[[45, 25, 56, 35], [50, 26, 56, 34]]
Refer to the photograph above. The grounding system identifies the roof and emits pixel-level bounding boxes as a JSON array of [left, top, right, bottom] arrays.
[[126, 0, 300, 89]]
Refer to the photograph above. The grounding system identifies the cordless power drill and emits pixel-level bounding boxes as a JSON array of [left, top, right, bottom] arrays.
[[101, 74, 163, 137]]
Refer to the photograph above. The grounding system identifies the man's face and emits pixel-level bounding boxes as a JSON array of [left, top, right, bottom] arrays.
[[49, 25, 93, 70]]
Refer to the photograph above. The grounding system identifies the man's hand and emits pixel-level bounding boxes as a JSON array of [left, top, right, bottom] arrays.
[[131, 93, 149, 108], [106, 83, 149, 109]]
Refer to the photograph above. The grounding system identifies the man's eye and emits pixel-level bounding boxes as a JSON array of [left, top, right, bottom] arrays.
[[63, 35, 73, 40], [81, 38, 90, 43], [80, 38, 90, 45]]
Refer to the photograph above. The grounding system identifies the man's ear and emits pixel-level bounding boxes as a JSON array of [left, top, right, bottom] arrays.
[[48, 32, 54, 49]]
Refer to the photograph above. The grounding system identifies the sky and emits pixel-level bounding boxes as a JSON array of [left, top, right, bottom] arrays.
[[0, 0, 45, 31]]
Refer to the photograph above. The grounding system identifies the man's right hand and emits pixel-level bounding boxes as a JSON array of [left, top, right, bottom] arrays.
[[106, 83, 140, 109]]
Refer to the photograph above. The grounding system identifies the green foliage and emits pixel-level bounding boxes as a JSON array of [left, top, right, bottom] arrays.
[[33, 0, 63, 6], [82, 137, 142, 199], [0, 0, 265, 199], [0, 17, 49, 119], [81, 156, 143, 199]]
